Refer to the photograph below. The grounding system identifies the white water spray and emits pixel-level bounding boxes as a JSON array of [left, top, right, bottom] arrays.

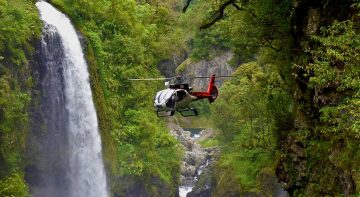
[[36, 1, 109, 196]]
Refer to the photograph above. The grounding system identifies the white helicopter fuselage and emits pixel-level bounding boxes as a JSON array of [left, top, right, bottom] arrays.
[[154, 88, 196, 112], [131, 74, 221, 117]]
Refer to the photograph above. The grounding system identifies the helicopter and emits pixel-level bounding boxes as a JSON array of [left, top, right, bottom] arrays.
[[129, 74, 230, 117]]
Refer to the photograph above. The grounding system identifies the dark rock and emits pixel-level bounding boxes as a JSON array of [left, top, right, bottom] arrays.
[[158, 52, 188, 78], [27, 24, 71, 197], [187, 161, 215, 197]]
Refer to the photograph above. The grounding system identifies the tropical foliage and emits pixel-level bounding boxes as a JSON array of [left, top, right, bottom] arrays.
[[188, 0, 360, 196], [0, 0, 41, 196]]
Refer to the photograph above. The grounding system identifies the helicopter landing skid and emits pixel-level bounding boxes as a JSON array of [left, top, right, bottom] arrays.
[[178, 107, 198, 117]]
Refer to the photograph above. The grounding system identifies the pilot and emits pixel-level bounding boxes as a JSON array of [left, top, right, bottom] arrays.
[[175, 75, 183, 84]]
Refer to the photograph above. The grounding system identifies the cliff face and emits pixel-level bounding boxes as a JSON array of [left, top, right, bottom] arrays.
[[158, 52, 188, 78], [276, 0, 360, 195], [26, 24, 71, 197], [177, 51, 234, 91]]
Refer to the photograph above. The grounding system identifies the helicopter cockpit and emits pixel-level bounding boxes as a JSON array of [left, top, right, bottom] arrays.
[[154, 89, 177, 111]]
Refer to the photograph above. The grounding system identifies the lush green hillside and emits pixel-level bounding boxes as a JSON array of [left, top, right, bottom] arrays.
[[0, 0, 41, 196], [187, 0, 360, 196]]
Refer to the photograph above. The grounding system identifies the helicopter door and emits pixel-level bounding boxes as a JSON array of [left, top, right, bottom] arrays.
[[175, 90, 192, 110]]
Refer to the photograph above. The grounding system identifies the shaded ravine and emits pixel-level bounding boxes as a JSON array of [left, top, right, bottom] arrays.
[[169, 123, 217, 197], [169, 122, 289, 197], [27, 1, 108, 196]]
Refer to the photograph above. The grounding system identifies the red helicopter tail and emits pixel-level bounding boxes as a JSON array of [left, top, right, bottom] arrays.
[[191, 74, 218, 103]]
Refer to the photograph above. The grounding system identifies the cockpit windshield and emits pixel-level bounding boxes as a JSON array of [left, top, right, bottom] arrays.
[[154, 89, 176, 107]]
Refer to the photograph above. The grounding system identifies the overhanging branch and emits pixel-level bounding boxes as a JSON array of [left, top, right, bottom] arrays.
[[182, 0, 256, 29], [182, 0, 193, 12], [200, 0, 235, 29]]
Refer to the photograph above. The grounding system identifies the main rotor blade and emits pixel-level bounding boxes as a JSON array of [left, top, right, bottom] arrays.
[[128, 77, 173, 81], [189, 75, 235, 79]]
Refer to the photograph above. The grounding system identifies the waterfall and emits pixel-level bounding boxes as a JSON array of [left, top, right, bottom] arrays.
[[33, 1, 109, 196]]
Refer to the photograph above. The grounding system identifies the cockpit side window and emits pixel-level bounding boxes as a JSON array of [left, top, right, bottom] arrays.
[[177, 90, 187, 101]]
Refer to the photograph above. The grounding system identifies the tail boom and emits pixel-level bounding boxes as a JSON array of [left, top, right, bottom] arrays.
[[191, 74, 218, 103]]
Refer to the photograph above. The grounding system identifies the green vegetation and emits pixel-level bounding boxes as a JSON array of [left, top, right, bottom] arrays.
[[1, 0, 359, 196], [184, 0, 360, 196], [211, 61, 292, 195], [0, 0, 41, 196], [307, 20, 360, 136], [290, 19, 360, 195], [199, 137, 218, 148], [0, 172, 28, 197]]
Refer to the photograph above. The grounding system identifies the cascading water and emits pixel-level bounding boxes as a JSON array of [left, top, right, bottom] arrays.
[[33, 1, 109, 196]]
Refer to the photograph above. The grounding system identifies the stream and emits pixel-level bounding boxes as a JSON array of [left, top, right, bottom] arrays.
[[169, 124, 214, 197]]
